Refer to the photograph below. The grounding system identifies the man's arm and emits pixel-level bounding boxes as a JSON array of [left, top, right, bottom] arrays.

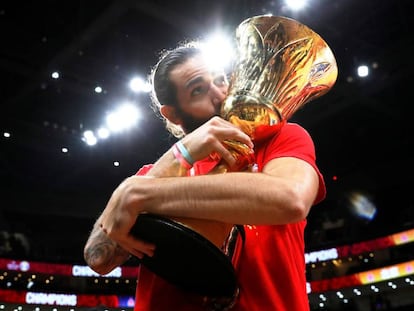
[[139, 157, 319, 224], [84, 117, 252, 272], [99, 155, 320, 254]]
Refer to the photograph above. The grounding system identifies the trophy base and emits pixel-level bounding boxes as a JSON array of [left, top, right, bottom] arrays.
[[130, 213, 238, 298]]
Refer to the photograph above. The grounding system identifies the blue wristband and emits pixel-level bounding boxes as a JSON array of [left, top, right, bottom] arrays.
[[176, 141, 195, 165]]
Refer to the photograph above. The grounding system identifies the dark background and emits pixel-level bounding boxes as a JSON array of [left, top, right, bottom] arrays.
[[0, 0, 413, 264]]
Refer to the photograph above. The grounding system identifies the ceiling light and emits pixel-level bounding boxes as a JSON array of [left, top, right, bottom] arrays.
[[105, 103, 140, 133], [357, 65, 369, 77], [129, 77, 151, 93]]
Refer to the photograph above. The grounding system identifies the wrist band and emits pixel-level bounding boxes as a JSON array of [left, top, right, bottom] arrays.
[[172, 143, 193, 169], [175, 140, 195, 165]]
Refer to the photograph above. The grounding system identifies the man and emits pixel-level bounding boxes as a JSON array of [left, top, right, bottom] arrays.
[[84, 43, 326, 311]]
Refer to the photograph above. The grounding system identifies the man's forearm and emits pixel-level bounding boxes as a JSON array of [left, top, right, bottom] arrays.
[[134, 170, 314, 225]]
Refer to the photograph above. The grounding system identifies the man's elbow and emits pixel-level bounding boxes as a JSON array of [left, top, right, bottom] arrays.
[[291, 201, 311, 221], [287, 190, 313, 222], [295, 180, 319, 218], [88, 262, 114, 276]]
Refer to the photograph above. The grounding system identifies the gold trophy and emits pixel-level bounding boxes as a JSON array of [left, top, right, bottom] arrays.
[[131, 15, 338, 303], [219, 14, 338, 172]]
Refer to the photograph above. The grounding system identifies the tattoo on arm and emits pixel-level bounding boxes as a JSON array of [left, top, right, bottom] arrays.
[[84, 224, 130, 271]]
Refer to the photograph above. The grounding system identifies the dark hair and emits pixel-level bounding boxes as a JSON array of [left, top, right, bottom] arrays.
[[149, 42, 202, 137]]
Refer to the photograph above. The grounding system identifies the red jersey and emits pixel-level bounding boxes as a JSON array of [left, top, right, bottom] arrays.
[[133, 123, 326, 311]]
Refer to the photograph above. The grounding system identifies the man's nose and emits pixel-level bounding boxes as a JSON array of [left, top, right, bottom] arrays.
[[209, 84, 227, 106]]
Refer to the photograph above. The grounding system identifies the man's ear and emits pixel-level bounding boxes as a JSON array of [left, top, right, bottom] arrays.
[[160, 105, 182, 125]]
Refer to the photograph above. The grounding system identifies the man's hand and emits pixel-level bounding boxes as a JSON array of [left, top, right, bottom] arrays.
[[99, 176, 156, 259], [181, 116, 253, 168]]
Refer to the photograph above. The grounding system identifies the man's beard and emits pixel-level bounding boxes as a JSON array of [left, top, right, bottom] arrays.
[[176, 106, 221, 134]]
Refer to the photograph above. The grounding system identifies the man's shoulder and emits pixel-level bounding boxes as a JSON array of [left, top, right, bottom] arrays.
[[276, 122, 312, 141], [283, 122, 308, 132]]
